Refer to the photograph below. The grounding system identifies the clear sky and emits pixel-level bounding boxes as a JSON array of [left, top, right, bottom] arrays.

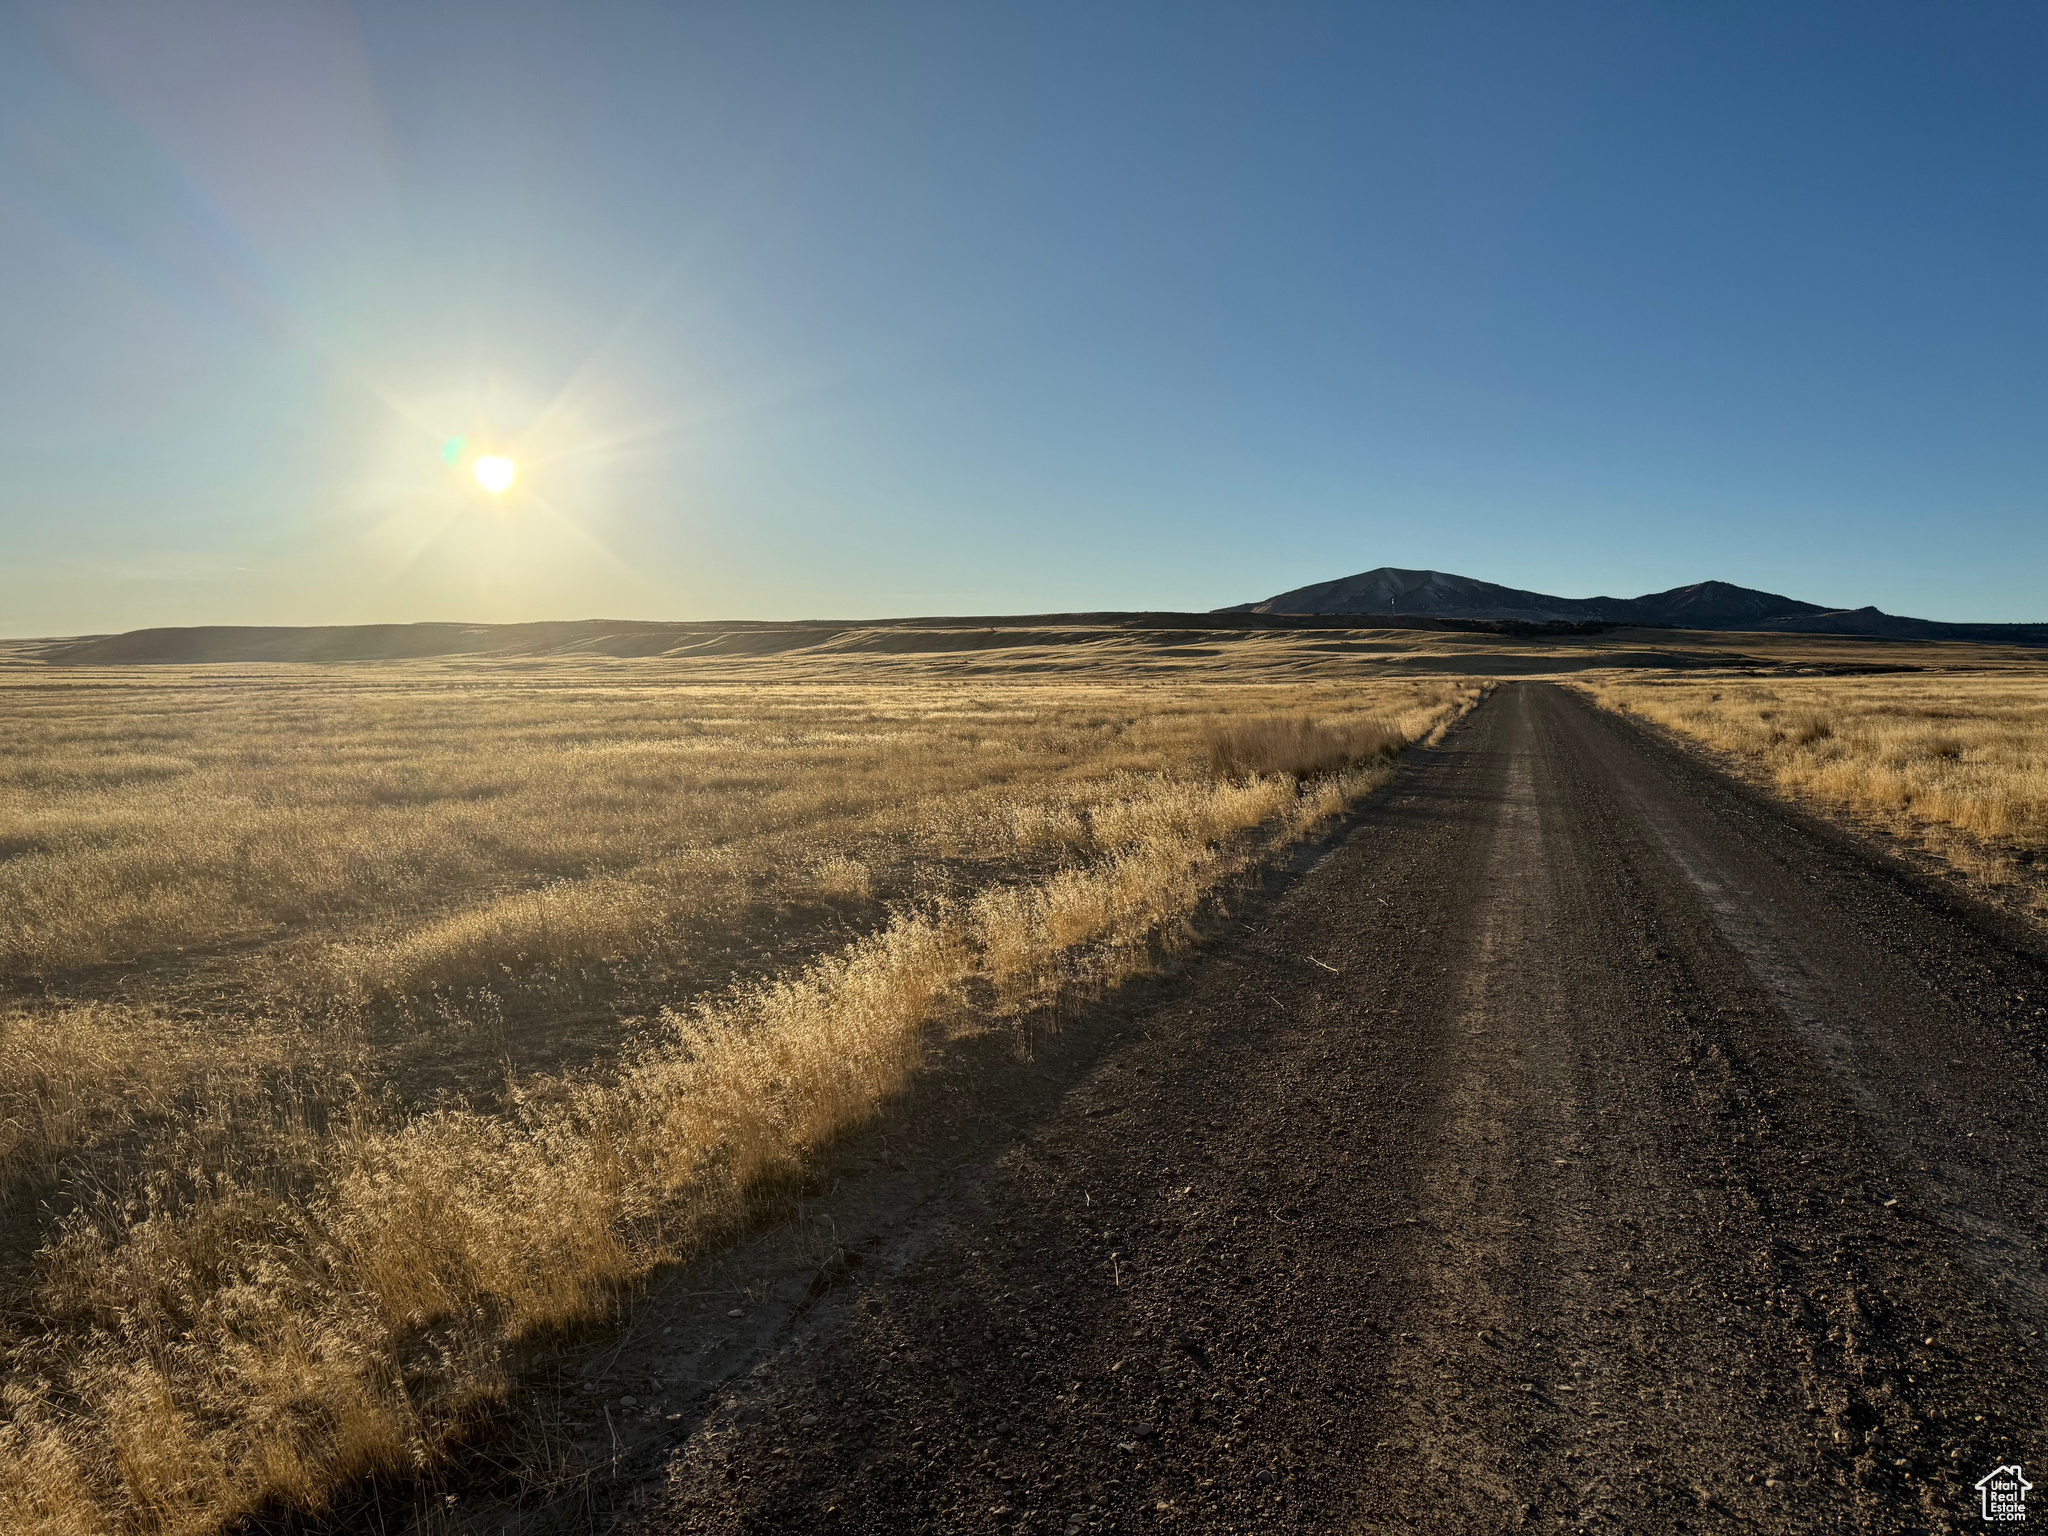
[[3, 1, 2044, 634]]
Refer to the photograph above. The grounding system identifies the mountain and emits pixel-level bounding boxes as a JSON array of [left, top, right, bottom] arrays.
[[1633, 579, 1832, 628], [1223, 567, 2048, 641], [1222, 567, 1825, 626], [1221, 568, 1612, 623]]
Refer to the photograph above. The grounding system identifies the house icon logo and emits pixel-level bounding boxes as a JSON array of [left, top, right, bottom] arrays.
[[1977, 1464, 2031, 1523]]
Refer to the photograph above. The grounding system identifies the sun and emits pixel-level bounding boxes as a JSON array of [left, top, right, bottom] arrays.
[[472, 455, 517, 495]]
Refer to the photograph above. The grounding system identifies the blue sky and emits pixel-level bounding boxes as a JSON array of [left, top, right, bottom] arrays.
[[2, 1, 2044, 633]]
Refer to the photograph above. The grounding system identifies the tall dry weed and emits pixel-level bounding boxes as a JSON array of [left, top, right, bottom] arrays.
[[1205, 714, 1405, 783]]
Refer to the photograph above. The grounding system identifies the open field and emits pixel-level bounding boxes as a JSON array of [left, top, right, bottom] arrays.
[[0, 650, 1480, 1534], [1587, 672, 2048, 919], [9, 622, 2048, 1535]]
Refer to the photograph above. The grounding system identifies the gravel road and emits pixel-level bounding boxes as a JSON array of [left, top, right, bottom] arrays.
[[638, 682, 2048, 1534]]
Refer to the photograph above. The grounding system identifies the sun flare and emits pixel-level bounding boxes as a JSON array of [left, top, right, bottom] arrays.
[[473, 455, 517, 494]]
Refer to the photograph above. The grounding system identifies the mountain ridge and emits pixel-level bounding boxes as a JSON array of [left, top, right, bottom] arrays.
[[1223, 566, 2048, 641]]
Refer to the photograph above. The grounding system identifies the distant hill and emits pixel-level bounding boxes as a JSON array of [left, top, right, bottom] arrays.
[[18, 581, 2048, 667], [17, 610, 1610, 667], [1225, 566, 2048, 643]]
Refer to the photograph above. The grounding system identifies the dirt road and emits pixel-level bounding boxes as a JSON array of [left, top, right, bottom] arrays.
[[639, 683, 2047, 1534]]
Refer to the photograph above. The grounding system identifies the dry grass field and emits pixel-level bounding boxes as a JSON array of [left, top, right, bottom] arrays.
[[1589, 673, 2048, 916], [0, 653, 1481, 1534]]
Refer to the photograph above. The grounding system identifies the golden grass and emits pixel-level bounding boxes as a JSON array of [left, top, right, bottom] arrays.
[[1204, 713, 1405, 783], [1588, 673, 2048, 912], [0, 660, 1483, 1533]]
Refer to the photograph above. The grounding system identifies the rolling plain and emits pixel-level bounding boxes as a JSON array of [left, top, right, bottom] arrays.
[[2, 619, 2045, 1534]]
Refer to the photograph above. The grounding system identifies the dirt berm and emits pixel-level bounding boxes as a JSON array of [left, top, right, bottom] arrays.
[[627, 682, 2045, 1534]]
